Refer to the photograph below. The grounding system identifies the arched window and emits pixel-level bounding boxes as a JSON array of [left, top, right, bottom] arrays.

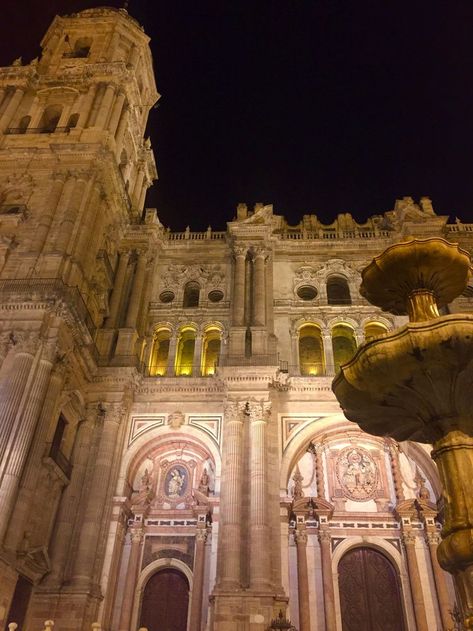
[[63, 37, 92, 59], [175, 328, 196, 376], [332, 324, 357, 373], [183, 281, 200, 308], [364, 321, 388, 341], [39, 105, 63, 133], [17, 115, 31, 134], [327, 275, 351, 305], [149, 328, 171, 376], [202, 327, 221, 375], [299, 324, 325, 376]]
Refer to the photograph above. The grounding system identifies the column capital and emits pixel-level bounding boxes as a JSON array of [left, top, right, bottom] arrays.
[[318, 528, 331, 545], [251, 246, 269, 260], [243, 400, 271, 423], [195, 528, 208, 544], [425, 530, 442, 546], [232, 243, 248, 258], [402, 530, 418, 546], [295, 529, 308, 545], [129, 526, 145, 544]]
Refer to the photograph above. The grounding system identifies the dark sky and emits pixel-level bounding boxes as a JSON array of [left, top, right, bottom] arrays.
[[1, 1, 473, 230]]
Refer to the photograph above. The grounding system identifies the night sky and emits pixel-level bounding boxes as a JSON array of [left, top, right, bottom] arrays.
[[1, 1, 473, 230]]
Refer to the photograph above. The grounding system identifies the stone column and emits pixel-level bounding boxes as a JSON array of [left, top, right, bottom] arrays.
[[115, 106, 129, 155], [108, 91, 126, 136], [265, 251, 274, 333], [54, 175, 90, 254], [131, 170, 145, 209], [166, 333, 178, 376], [45, 406, 97, 586], [232, 245, 247, 327], [386, 440, 406, 502], [312, 442, 325, 499], [77, 84, 96, 128], [252, 248, 266, 327], [402, 532, 430, 631], [70, 403, 124, 588], [189, 528, 207, 631], [125, 250, 147, 329], [94, 84, 116, 129], [216, 401, 244, 589], [118, 525, 144, 631], [0, 87, 24, 132], [106, 250, 130, 328], [291, 333, 300, 375], [294, 528, 310, 631], [4, 352, 64, 551], [87, 84, 105, 127], [0, 341, 54, 542], [426, 530, 453, 631], [248, 401, 271, 589], [31, 174, 65, 254], [318, 528, 337, 630], [0, 337, 37, 473], [193, 333, 203, 376], [323, 333, 335, 376]]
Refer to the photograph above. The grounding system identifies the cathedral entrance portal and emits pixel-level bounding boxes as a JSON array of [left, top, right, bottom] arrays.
[[338, 547, 406, 631], [139, 568, 190, 631]]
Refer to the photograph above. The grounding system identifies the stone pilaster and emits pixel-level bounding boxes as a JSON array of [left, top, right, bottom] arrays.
[[70, 403, 124, 589], [125, 249, 148, 329], [105, 250, 130, 328], [216, 400, 244, 589], [386, 439, 406, 502], [426, 529, 454, 631], [323, 333, 335, 376], [252, 248, 267, 327], [402, 531, 430, 631], [189, 528, 208, 631], [318, 528, 337, 630], [108, 91, 126, 136], [294, 528, 310, 631], [118, 525, 144, 631], [95, 84, 116, 129], [232, 245, 247, 327], [0, 87, 24, 131]]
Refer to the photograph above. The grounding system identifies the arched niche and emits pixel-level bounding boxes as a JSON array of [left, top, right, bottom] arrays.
[[175, 327, 196, 376], [327, 275, 351, 305], [298, 323, 325, 376], [331, 323, 357, 373], [201, 325, 222, 376], [149, 327, 172, 376]]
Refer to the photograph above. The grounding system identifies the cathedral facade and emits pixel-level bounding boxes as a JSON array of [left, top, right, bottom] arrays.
[[0, 7, 466, 631]]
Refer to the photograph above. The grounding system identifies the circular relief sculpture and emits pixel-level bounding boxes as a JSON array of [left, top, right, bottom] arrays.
[[297, 285, 318, 301], [208, 289, 224, 303], [159, 290, 175, 303], [336, 446, 378, 501], [164, 464, 188, 499]]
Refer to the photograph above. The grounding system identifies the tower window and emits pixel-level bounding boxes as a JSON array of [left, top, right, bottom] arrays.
[[63, 37, 92, 59], [39, 105, 63, 133], [67, 113, 79, 130], [327, 276, 351, 305]]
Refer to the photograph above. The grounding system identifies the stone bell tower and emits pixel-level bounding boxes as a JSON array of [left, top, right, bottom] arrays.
[[0, 8, 159, 630]]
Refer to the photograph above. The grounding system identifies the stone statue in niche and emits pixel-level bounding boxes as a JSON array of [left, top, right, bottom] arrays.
[[134, 468, 152, 505], [198, 468, 210, 495], [292, 464, 304, 500], [414, 467, 431, 501], [336, 447, 378, 501], [165, 465, 187, 498], [167, 410, 185, 429]]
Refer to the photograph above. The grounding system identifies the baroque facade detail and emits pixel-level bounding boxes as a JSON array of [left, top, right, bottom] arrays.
[[0, 6, 466, 631]]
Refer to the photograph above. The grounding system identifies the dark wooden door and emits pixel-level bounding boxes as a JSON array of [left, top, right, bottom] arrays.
[[140, 568, 189, 631], [339, 547, 406, 631]]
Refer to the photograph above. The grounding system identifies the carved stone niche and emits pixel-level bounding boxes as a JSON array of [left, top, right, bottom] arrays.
[[293, 265, 319, 302], [328, 443, 390, 512]]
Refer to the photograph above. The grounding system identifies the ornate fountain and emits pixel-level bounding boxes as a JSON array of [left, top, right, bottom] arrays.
[[332, 237, 473, 628]]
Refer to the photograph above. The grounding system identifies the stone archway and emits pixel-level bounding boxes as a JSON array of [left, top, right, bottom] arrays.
[[139, 568, 190, 631], [338, 546, 406, 631]]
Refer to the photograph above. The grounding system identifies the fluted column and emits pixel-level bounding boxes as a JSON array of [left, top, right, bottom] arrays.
[[294, 528, 310, 631], [232, 245, 247, 326], [248, 401, 271, 589], [125, 250, 147, 329], [108, 91, 126, 136], [0, 337, 38, 473], [71, 403, 124, 588], [216, 401, 244, 589], [252, 248, 266, 326], [426, 530, 453, 631], [318, 528, 337, 630], [0, 88, 24, 132], [4, 353, 65, 551], [189, 528, 207, 630], [95, 84, 116, 129], [45, 406, 97, 586], [312, 442, 325, 499], [193, 333, 203, 376], [118, 525, 144, 631], [0, 341, 54, 542], [402, 532, 430, 631], [106, 250, 130, 328]]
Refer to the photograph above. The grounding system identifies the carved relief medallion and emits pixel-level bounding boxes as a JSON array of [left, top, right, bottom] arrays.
[[164, 464, 188, 499], [336, 446, 378, 501]]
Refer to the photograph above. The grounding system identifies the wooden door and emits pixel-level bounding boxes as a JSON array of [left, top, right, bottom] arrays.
[[140, 568, 189, 631], [339, 547, 406, 631]]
